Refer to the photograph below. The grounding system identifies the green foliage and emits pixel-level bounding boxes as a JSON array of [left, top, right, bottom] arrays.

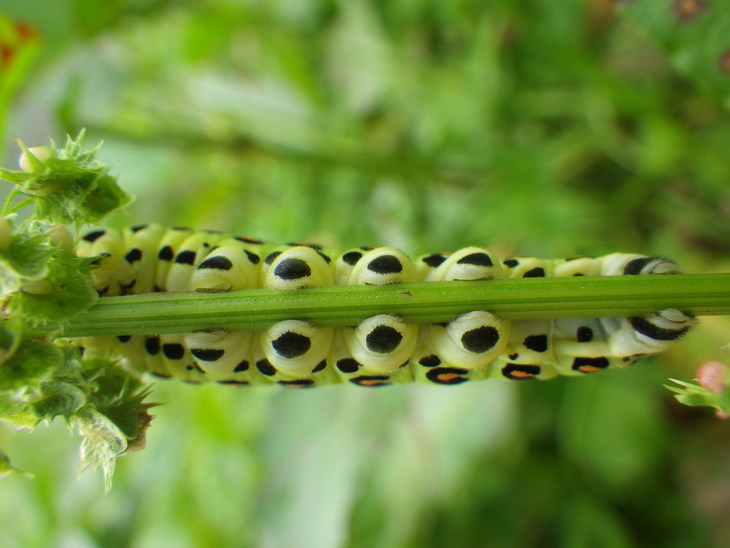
[[623, 0, 730, 106], [0, 447, 30, 479], [75, 408, 129, 492], [0, 14, 40, 140], [0, 226, 52, 290], [668, 378, 730, 414], [0, 133, 151, 493], [8, 251, 98, 322], [0, 336, 63, 391], [0, 132, 133, 225]]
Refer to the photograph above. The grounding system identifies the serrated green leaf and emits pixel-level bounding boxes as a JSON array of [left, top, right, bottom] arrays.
[[76, 407, 128, 492], [666, 378, 730, 416], [80, 173, 134, 223], [0, 448, 32, 480], [0, 168, 29, 184], [0, 323, 14, 355], [33, 382, 86, 421], [82, 358, 155, 440], [0, 338, 63, 390], [2, 132, 133, 226], [0, 230, 51, 290], [0, 391, 40, 429], [9, 251, 98, 323]]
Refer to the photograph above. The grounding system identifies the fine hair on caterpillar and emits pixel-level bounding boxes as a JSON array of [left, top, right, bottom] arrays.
[[76, 224, 696, 388]]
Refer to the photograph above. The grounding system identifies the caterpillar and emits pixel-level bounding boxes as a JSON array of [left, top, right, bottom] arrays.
[[75, 224, 696, 388]]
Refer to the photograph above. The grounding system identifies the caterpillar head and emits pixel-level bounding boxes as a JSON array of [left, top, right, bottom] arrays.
[[602, 308, 696, 356], [601, 254, 682, 276]]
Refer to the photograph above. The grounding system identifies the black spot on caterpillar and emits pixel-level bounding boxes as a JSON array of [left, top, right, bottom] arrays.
[[76, 224, 696, 387]]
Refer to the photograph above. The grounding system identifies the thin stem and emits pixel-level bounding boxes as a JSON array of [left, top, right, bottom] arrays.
[[1, 188, 22, 215], [54, 273, 730, 338], [3, 197, 32, 216]]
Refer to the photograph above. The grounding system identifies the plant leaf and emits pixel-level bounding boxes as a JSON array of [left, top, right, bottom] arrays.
[[1, 132, 133, 226], [75, 407, 128, 492], [0, 337, 63, 391], [9, 251, 98, 323], [0, 448, 32, 480]]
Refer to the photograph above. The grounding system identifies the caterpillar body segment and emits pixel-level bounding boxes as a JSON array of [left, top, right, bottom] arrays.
[[420, 311, 509, 370], [154, 227, 196, 291], [77, 228, 127, 296], [76, 224, 696, 387], [190, 237, 260, 292], [262, 245, 335, 290], [164, 231, 228, 292]]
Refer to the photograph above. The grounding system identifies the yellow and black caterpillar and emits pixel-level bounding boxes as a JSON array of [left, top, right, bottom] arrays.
[[77, 224, 695, 388]]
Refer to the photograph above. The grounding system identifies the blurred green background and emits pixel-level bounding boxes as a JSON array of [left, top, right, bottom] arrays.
[[1, 1, 730, 546]]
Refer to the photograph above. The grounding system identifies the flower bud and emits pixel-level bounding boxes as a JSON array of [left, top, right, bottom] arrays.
[[45, 225, 74, 254], [696, 361, 728, 393], [18, 146, 51, 172], [21, 279, 53, 295]]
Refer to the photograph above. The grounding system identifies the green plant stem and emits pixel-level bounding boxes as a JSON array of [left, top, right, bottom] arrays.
[[1, 188, 21, 215], [53, 273, 730, 338]]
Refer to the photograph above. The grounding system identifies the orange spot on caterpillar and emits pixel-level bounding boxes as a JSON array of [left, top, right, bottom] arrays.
[[509, 370, 536, 379], [437, 373, 462, 382]]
